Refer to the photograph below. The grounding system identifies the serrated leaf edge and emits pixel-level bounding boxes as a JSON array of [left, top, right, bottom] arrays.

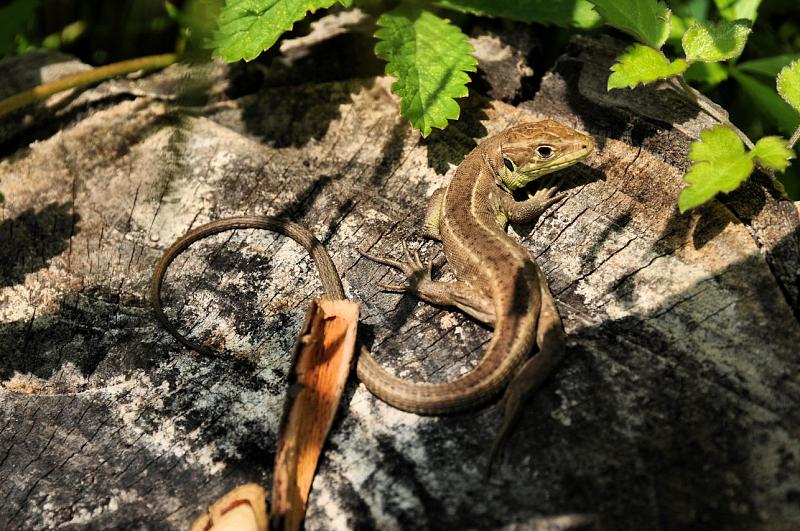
[[749, 136, 795, 171], [777, 59, 800, 113], [210, 0, 339, 62], [374, 7, 476, 136], [679, 127, 796, 212], [607, 45, 688, 90], [588, 0, 672, 49]]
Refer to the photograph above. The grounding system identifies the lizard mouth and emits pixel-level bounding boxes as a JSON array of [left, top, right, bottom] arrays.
[[527, 144, 593, 178], [505, 136, 594, 191]]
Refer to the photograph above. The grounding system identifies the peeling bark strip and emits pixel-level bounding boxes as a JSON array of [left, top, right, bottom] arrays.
[[0, 19, 799, 531], [271, 299, 359, 531]]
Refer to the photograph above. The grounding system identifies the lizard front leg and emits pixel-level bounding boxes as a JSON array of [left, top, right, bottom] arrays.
[[501, 176, 567, 225], [360, 242, 494, 325]]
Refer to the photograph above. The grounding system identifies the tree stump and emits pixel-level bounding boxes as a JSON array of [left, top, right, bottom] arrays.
[[1, 23, 798, 531]]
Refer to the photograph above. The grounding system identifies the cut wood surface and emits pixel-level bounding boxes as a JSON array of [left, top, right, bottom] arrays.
[[0, 18, 799, 530]]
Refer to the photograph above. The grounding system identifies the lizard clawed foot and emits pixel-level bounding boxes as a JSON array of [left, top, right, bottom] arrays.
[[528, 177, 568, 206], [359, 242, 432, 293], [524, 187, 567, 216]]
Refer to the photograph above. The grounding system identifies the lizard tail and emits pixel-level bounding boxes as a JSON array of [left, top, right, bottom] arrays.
[[486, 270, 566, 471], [355, 315, 535, 414]]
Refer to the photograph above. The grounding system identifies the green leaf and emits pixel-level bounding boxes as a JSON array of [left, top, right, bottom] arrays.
[[0, 0, 40, 57], [210, 0, 338, 62], [713, 0, 762, 22], [738, 54, 800, 78], [607, 44, 687, 90], [338, 0, 353, 6], [668, 14, 690, 43], [679, 126, 753, 212], [684, 61, 729, 88], [588, 0, 671, 49], [681, 19, 750, 63], [777, 60, 800, 114], [685, 0, 710, 22], [750, 137, 794, 171], [730, 69, 800, 135], [375, 5, 476, 137], [433, 0, 601, 28]]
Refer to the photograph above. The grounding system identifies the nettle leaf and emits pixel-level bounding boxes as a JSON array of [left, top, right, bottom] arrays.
[[375, 5, 476, 137], [777, 60, 800, 113], [750, 137, 794, 171], [682, 19, 750, 63], [433, 0, 600, 28], [679, 126, 753, 212], [608, 44, 687, 90], [210, 0, 338, 62], [714, 0, 762, 22], [588, 0, 671, 49]]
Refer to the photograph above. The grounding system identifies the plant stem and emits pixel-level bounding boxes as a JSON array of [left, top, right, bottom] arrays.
[[788, 125, 800, 151], [674, 75, 755, 149], [0, 53, 178, 117]]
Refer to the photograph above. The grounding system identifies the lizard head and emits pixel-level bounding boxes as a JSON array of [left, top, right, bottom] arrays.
[[497, 120, 594, 191]]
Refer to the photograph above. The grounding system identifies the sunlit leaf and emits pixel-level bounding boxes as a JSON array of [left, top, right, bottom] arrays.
[[375, 4, 477, 137], [750, 136, 794, 171], [607, 44, 687, 90], [588, 0, 671, 49], [682, 19, 750, 62], [679, 126, 753, 212], [210, 0, 338, 62], [777, 60, 800, 114]]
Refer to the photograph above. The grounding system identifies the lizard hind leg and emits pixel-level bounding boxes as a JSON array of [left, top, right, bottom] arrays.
[[486, 267, 566, 475], [359, 242, 494, 325]]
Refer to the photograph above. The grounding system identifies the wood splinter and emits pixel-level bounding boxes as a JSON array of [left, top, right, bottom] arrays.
[[187, 299, 358, 531], [270, 298, 359, 531], [149, 217, 357, 531]]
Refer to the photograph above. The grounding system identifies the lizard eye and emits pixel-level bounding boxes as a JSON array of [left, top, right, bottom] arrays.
[[503, 157, 515, 172], [536, 145, 554, 159]]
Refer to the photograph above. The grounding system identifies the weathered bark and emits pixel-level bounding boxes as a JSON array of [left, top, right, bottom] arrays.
[[1, 22, 798, 531]]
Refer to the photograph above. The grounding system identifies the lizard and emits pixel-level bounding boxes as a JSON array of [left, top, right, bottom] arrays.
[[149, 120, 593, 469], [356, 120, 594, 467]]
